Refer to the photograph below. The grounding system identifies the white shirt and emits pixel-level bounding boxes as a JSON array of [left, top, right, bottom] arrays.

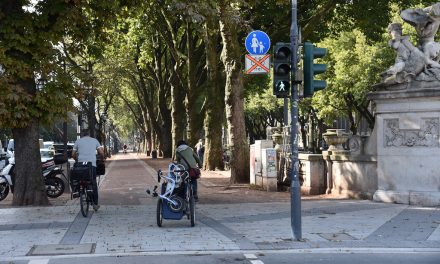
[[73, 136, 102, 167]]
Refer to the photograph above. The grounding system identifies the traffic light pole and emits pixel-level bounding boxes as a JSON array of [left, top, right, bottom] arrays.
[[290, 0, 302, 241]]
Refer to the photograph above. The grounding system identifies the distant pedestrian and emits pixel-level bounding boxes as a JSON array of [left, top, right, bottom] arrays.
[[195, 139, 204, 164]]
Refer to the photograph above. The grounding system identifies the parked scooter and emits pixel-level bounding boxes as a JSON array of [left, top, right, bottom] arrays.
[[0, 154, 67, 201], [0, 155, 14, 201]]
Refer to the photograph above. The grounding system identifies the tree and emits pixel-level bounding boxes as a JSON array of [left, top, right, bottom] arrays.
[[219, 0, 249, 183], [202, 6, 227, 170], [312, 30, 394, 134], [244, 75, 284, 143], [0, 0, 123, 206], [0, 1, 76, 206]]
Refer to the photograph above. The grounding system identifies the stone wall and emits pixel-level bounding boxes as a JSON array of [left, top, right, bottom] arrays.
[[323, 151, 377, 199]]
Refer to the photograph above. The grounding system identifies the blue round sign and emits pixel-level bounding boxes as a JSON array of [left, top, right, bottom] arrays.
[[245, 30, 271, 55]]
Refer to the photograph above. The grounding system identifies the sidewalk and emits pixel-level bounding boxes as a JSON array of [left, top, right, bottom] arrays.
[[0, 152, 439, 261]]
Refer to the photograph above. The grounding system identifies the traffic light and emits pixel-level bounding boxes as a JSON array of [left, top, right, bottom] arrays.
[[303, 42, 327, 98], [273, 43, 291, 98]]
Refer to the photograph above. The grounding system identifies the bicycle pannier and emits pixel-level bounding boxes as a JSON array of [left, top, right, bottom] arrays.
[[189, 167, 200, 179], [70, 163, 92, 187], [96, 159, 105, 175]]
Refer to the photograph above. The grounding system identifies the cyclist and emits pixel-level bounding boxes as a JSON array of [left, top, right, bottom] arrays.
[[174, 140, 202, 202], [72, 129, 105, 211]]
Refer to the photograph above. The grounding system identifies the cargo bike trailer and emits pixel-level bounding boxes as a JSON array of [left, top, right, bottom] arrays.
[[148, 163, 196, 227]]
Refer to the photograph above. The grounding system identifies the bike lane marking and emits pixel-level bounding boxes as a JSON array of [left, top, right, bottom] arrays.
[[59, 211, 94, 244], [57, 159, 117, 245]]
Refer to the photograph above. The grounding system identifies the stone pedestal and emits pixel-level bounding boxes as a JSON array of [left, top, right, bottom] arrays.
[[368, 88, 440, 206], [298, 154, 325, 195], [322, 150, 377, 199]]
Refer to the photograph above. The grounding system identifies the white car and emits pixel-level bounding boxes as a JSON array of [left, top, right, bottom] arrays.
[[43, 141, 54, 151], [40, 148, 55, 163]]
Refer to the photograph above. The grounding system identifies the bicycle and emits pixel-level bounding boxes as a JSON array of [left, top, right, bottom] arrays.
[[148, 163, 195, 227], [70, 162, 96, 217]]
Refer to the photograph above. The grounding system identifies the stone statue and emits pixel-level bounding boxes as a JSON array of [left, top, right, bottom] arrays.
[[379, 2, 440, 88], [380, 23, 425, 85]]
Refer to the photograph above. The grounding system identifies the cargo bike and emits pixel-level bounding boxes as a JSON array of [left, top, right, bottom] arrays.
[[148, 163, 196, 227]]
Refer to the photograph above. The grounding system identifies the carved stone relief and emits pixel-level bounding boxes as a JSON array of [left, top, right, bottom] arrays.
[[384, 118, 439, 147]]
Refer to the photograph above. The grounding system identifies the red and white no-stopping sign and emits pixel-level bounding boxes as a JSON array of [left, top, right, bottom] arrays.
[[245, 54, 270, 74]]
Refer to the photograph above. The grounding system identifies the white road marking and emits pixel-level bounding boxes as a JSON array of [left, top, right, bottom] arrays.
[[244, 253, 258, 259], [250, 260, 264, 264], [28, 259, 49, 264]]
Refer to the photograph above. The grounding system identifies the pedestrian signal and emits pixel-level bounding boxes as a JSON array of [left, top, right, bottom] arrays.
[[273, 43, 291, 98]]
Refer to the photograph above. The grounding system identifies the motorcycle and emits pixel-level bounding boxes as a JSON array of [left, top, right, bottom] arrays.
[[0, 154, 67, 201], [42, 159, 66, 198]]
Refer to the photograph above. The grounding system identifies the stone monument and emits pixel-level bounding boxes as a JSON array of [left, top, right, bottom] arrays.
[[369, 3, 440, 206]]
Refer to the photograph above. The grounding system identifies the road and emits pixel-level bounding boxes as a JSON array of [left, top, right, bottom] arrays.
[[2, 250, 440, 264]]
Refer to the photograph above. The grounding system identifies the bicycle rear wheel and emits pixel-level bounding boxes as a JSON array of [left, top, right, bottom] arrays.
[[80, 189, 89, 217], [156, 199, 163, 227], [189, 187, 195, 227]]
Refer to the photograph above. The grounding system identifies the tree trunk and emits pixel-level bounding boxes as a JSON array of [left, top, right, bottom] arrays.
[[171, 61, 187, 153], [12, 80, 49, 206], [219, 2, 249, 183], [159, 115, 173, 158], [185, 22, 200, 146], [86, 94, 96, 138], [203, 15, 225, 170]]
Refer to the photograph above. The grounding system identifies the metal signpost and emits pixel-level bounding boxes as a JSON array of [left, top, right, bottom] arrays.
[[290, 0, 302, 241], [244, 23, 301, 240]]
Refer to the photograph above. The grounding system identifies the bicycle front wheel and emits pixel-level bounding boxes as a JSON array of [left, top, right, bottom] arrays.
[[80, 189, 89, 217], [156, 199, 163, 227]]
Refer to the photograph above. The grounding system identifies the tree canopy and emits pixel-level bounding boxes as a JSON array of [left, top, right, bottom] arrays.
[[1, 0, 435, 205]]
